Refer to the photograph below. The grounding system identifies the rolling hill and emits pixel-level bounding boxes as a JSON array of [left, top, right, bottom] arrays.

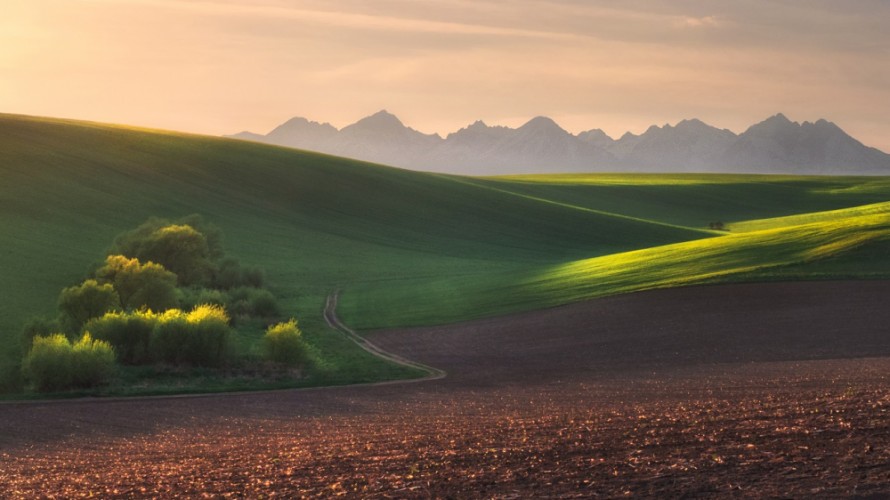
[[4, 112, 890, 392]]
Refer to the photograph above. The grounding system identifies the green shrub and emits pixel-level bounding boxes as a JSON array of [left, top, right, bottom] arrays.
[[226, 287, 279, 318], [213, 258, 242, 290], [178, 287, 229, 311], [263, 319, 308, 367], [185, 305, 232, 367], [22, 334, 72, 392], [85, 311, 157, 365], [58, 280, 121, 331], [213, 258, 265, 290], [241, 267, 265, 288], [151, 305, 232, 367], [150, 313, 190, 366], [22, 333, 115, 392], [95, 255, 178, 311], [21, 316, 63, 350], [250, 289, 279, 317], [71, 334, 116, 388]]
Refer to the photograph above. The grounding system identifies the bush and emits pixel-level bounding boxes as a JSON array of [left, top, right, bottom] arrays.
[[178, 287, 229, 311], [113, 220, 213, 286], [85, 311, 157, 365], [71, 334, 117, 388], [21, 316, 63, 350], [151, 305, 232, 367], [147, 312, 189, 366], [263, 319, 308, 367], [22, 334, 72, 392], [226, 287, 279, 318], [22, 333, 115, 392], [95, 255, 178, 311], [213, 258, 265, 290], [250, 289, 279, 317], [58, 280, 121, 331]]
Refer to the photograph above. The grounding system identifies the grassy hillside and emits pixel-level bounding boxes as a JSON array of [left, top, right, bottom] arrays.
[[3, 113, 890, 392], [339, 206, 890, 328]]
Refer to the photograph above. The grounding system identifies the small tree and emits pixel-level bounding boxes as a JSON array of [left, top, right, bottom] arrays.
[[263, 319, 307, 367], [95, 255, 178, 311], [113, 220, 214, 286], [58, 280, 121, 331]]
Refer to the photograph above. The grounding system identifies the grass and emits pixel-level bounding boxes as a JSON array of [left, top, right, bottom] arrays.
[[2, 112, 890, 395], [338, 208, 890, 329]]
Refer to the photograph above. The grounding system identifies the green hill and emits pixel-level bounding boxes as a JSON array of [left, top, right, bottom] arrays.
[[3, 113, 890, 393]]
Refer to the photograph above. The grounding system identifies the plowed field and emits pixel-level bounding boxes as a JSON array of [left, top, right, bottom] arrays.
[[2, 281, 890, 497]]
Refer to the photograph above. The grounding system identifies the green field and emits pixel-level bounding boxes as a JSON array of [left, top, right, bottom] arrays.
[[3, 113, 890, 393]]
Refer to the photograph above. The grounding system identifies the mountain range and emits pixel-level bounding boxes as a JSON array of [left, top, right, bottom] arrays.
[[227, 111, 890, 175]]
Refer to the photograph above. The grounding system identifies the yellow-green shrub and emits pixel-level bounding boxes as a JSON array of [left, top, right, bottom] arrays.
[[85, 311, 158, 365], [263, 319, 307, 367], [151, 305, 232, 367], [71, 333, 117, 388], [94, 255, 178, 311], [22, 333, 115, 392], [57, 279, 121, 331]]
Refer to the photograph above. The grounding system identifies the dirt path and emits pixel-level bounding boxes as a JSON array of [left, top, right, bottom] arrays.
[[2, 281, 890, 497], [323, 291, 445, 381]]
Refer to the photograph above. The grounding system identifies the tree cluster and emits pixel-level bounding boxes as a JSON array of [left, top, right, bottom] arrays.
[[20, 215, 308, 393]]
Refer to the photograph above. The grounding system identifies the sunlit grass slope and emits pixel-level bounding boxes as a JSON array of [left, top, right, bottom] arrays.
[[3, 112, 890, 390], [341, 208, 890, 329], [728, 201, 890, 232]]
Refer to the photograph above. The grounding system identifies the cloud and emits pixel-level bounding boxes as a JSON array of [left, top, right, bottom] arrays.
[[674, 15, 720, 29], [80, 0, 584, 41]]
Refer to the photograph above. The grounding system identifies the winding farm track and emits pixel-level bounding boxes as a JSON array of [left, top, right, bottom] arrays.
[[3, 281, 890, 497], [323, 291, 445, 382]]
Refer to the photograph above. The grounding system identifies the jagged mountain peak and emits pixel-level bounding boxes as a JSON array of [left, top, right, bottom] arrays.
[[618, 131, 638, 141], [350, 109, 405, 129], [268, 116, 336, 134], [577, 128, 613, 144], [279, 116, 310, 127], [677, 118, 705, 126], [644, 124, 665, 134], [762, 113, 795, 127], [675, 118, 715, 131], [518, 116, 568, 134]]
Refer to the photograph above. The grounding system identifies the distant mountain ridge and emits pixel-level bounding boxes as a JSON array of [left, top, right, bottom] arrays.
[[227, 111, 890, 175]]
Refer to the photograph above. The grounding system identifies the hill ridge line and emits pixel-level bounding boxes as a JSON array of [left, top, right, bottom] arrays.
[[440, 174, 719, 236]]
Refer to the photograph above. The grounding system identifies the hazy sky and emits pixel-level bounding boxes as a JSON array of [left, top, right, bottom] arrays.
[[2, 0, 889, 150]]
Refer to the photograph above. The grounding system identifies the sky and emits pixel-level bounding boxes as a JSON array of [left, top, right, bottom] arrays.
[[2, 0, 889, 150]]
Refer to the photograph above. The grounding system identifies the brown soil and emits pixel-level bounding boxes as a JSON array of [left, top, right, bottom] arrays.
[[2, 281, 890, 498]]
